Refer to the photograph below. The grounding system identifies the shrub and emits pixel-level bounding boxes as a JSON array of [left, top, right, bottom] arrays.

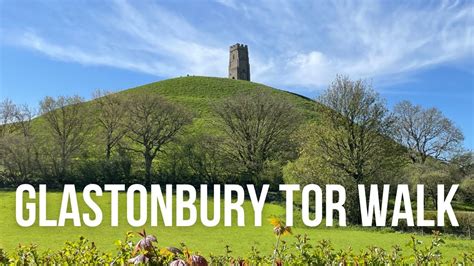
[[392, 211, 473, 239], [459, 177, 474, 204], [1, 229, 473, 265]]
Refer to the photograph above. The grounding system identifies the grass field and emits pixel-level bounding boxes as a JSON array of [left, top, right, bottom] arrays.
[[0, 191, 472, 260]]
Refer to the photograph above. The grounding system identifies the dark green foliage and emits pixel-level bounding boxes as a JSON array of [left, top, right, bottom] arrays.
[[177, 134, 231, 184], [76, 157, 132, 186], [459, 178, 474, 206], [390, 211, 474, 239]]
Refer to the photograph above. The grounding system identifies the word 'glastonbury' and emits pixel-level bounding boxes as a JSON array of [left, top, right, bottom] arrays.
[[15, 184, 459, 227]]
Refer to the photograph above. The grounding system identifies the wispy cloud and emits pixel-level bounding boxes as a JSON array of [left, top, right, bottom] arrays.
[[3, 0, 228, 78], [232, 1, 474, 89], [1, 0, 472, 91], [214, 0, 239, 10]]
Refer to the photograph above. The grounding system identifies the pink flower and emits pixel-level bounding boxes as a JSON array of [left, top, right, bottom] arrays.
[[188, 255, 208, 266], [128, 254, 149, 264], [133, 229, 157, 255], [170, 259, 188, 266]]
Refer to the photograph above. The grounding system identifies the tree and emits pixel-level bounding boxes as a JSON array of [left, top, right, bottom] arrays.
[[0, 100, 36, 181], [183, 134, 227, 184], [449, 151, 473, 177], [40, 96, 89, 177], [458, 177, 474, 205], [215, 90, 301, 185], [298, 75, 405, 224], [407, 160, 457, 207], [0, 99, 18, 137], [124, 93, 191, 184], [392, 101, 464, 164], [93, 90, 128, 160], [316, 75, 399, 183]]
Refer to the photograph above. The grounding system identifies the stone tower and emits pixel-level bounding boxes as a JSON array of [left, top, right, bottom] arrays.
[[228, 43, 250, 81]]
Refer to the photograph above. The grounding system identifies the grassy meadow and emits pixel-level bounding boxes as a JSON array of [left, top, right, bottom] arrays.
[[1, 191, 472, 260]]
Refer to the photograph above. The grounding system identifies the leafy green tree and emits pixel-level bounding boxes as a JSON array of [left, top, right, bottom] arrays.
[[316, 75, 402, 183], [407, 160, 457, 207], [458, 177, 474, 205], [216, 90, 301, 185], [124, 93, 192, 184], [285, 75, 405, 223], [449, 151, 473, 177], [182, 134, 227, 184]]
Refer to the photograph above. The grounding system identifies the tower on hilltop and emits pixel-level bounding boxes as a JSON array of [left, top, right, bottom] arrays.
[[228, 43, 250, 81]]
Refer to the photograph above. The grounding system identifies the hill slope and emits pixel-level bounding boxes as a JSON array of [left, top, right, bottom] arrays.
[[111, 76, 321, 134], [122, 76, 318, 115], [27, 76, 322, 161]]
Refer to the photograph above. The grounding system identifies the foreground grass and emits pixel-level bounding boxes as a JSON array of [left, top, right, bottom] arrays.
[[0, 191, 472, 260]]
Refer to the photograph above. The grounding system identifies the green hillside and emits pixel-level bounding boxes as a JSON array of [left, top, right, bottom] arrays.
[[29, 76, 320, 142], [117, 76, 320, 132], [17, 76, 324, 184], [121, 76, 317, 114]]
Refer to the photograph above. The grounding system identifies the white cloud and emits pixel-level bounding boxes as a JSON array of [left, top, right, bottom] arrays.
[[16, 31, 175, 75], [2, 0, 472, 91], [5, 0, 228, 78], [214, 0, 238, 9], [250, 1, 473, 89]]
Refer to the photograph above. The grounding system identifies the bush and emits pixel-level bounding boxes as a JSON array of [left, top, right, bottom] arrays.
[[75, 157, 132, 186], [459, 177, 474, 204], [391, 211, 473, 239], [1, 229, 472, 265]]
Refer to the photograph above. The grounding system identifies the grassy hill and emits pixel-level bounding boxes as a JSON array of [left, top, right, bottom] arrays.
[[11, 75, 324, 185], [116, 76, 320, 134], [29, 76, 321, 148], [120, 76, 317, 116]]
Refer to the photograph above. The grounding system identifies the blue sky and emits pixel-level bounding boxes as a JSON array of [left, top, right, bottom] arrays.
[[0, 0, 473, 149]]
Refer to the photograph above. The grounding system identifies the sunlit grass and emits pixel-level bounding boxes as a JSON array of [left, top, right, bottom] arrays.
[[0, 191, 472, 260]]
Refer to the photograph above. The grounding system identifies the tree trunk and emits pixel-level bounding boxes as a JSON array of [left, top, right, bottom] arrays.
[[144, 152, 153, 186], [60, 148, 67, 179], [106, 143, 111, 160]]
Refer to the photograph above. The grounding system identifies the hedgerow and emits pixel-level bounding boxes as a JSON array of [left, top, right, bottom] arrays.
[[0, 220, 473, 265]]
